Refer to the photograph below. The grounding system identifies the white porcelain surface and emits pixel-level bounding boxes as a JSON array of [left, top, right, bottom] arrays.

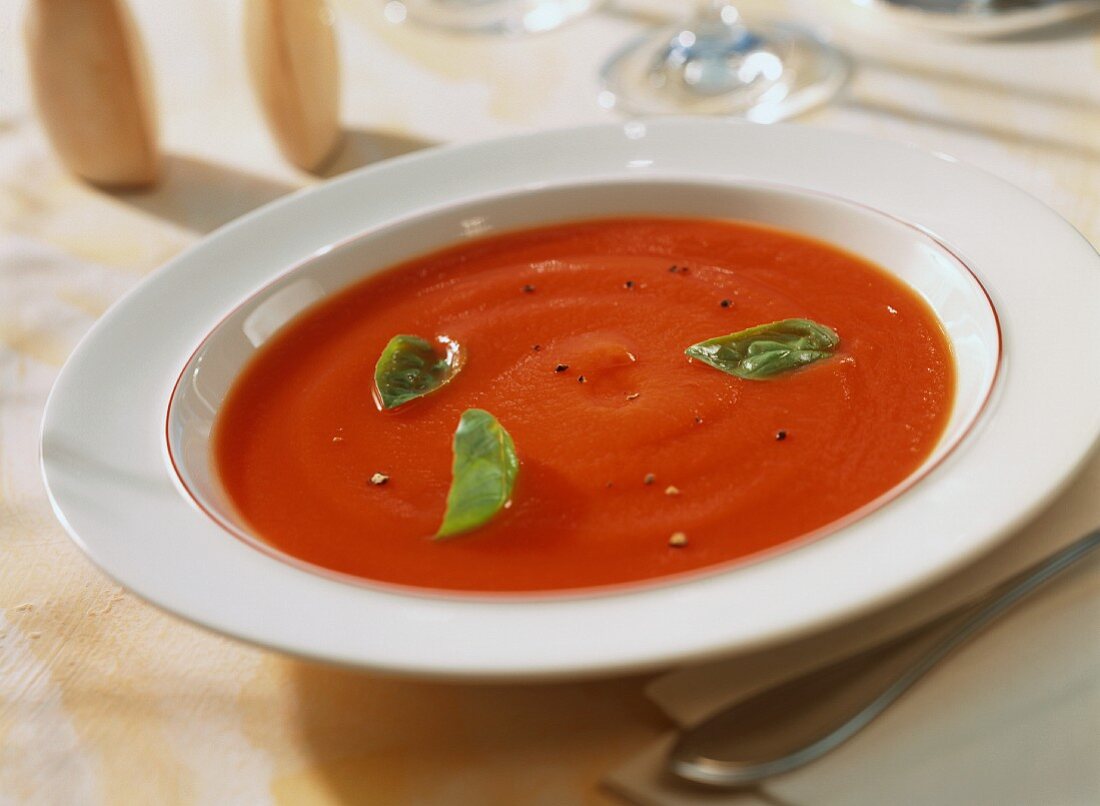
[[167, 178, 999, 582], [864, 0, 1100, 37], [41, 119, 1100, 679]]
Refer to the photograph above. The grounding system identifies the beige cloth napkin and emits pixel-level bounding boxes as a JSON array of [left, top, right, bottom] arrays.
[[606, 449, 1100, 805]]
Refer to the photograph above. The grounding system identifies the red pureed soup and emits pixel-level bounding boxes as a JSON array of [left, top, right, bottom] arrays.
[[213, 217, 955, 593]]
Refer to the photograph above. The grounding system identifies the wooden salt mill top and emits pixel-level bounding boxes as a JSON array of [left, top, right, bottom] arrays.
[[244, 0, 343, 173], [24, 0, 159, 189]]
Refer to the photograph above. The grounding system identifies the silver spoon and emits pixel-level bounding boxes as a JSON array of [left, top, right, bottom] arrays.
[[669, 527, 1100, 788]]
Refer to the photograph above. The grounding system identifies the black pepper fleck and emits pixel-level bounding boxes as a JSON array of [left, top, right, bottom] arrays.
[[555, 364, 569, 373], [776, 430, 787, 441], [532, 344, 541, 352], [643, 473, 656, 485], [522, 284, 536, 293], [694, 416, 703, 425], [624, 280, 635, 289], [720, 299, 732, 308], [578, 375, 587, 383]]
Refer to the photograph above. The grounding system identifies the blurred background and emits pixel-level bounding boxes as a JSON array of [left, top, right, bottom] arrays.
[[2, 1, 1098, 248], [2, 1, 1099, 804]]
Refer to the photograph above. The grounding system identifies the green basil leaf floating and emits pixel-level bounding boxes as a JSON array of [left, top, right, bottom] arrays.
[[685, 318, 839, 380], [374, 334, 463, 410], [436, 409, 519, 539]]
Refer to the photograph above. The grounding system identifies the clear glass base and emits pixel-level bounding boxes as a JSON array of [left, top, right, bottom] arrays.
[[599, 19, 850, 121], [390, 0, 601, 35]]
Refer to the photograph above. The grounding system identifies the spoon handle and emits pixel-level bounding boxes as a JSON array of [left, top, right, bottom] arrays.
[[670, 527, 1100, 788]]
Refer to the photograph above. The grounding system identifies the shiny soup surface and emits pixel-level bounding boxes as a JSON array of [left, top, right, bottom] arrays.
[[213, 217, 955, 593]]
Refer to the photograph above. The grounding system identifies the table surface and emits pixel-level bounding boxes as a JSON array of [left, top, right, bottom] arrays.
[[2, 1, 1099, 803]]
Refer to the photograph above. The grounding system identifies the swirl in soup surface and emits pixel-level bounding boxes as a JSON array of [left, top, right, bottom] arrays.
[[213, 217, 955, 593]]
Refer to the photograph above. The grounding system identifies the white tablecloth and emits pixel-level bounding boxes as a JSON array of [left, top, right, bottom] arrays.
[[2, 1, 1098, 802]]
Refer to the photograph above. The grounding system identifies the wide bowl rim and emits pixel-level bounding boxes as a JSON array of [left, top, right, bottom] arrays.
[[40, 118, 1100, 679]]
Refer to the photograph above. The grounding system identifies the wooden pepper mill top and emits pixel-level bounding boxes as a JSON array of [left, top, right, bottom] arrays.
[[25, 0, 159, 189], [245, 0, 343, 173]]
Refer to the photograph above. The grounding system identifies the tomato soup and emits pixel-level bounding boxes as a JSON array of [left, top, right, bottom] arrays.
[[213, 218, 955, 593]]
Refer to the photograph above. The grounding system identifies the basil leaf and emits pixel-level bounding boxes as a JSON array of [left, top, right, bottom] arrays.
[[685, 318, 839, 380], [436, 409, 519, 539], [374, 334, 462, 410]]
